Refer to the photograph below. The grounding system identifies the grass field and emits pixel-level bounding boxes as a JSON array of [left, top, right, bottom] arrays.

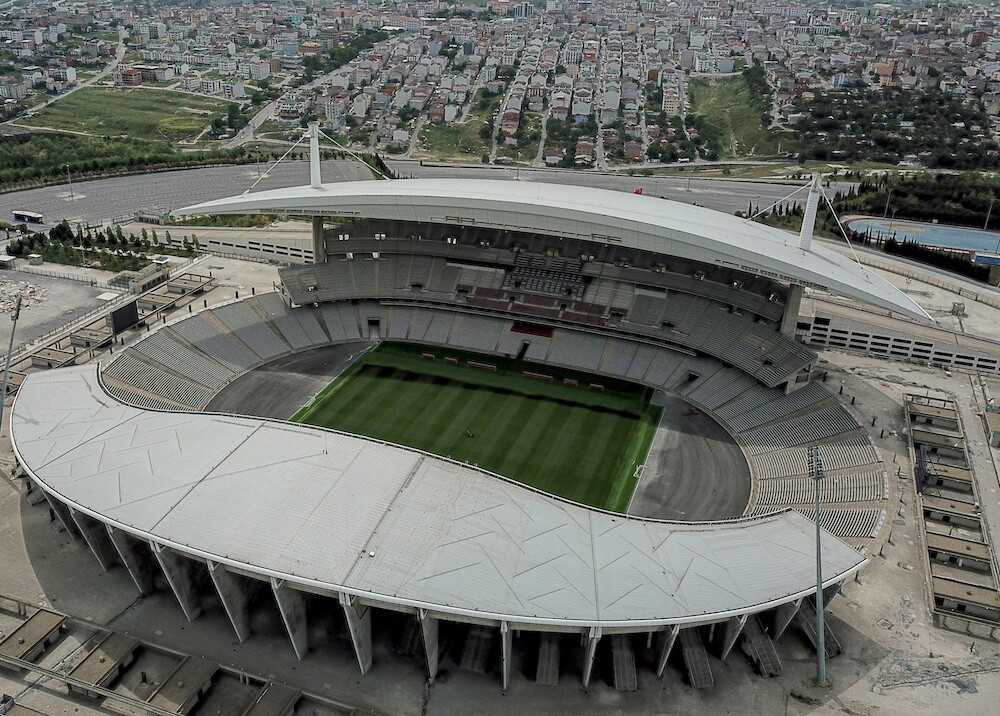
[[687, 76, 779, 159], [292, 343, 662, 512], [416, 90, 500, 161], [21, 88, 230, 143]]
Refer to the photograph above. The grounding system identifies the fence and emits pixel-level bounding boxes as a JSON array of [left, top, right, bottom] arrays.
[[12, 265, 113, 289]]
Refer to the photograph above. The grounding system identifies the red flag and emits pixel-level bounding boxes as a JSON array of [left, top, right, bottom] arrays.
[[633, 187, 643, 194]]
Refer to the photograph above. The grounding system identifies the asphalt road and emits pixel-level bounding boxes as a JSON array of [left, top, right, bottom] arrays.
[[0, 160, 373, 230], [0, 159, 855, 231]]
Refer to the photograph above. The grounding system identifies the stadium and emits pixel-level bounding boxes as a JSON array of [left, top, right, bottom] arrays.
[[9, 155, 934, 693]]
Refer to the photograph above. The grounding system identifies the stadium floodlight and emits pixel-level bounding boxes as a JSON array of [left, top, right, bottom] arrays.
[[810, 446, 828, 687], [1, 293, 24, 435]]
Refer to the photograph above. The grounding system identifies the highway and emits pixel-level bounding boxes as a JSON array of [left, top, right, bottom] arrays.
[[0, 160, 853, 229]]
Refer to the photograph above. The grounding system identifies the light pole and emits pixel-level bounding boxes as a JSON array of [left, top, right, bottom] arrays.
[[986, 196, 995, 232], [810, 445, 828, 687], [65, 163, 74, 200], [883, 187, 893, 218], [1, 293, 24, 438]]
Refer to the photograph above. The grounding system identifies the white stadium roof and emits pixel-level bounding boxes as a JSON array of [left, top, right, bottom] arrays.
[[12, 365, 866, 628], [177, 178, 931, 323]]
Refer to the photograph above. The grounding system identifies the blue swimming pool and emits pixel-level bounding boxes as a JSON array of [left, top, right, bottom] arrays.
[[847, 216, 1000, 253]]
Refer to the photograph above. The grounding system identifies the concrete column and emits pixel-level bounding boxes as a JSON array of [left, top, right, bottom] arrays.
[[312, 216, 326, 264], [582, 626, 602, 688], [780, 284, 804, 337], [151, 542, 202, 621], [272, 578, 308, 660], [419, 609, 439, 682], [106, 527, 155, 595], [43, 493, 81, 540], [23, 478, 47, 506], [500, 621, 512, 690], [69, 508, 119, 571], [339, 592, 372, 674], [719, 614, 748, 662], [208, 561, 251, 643], [656, 625, 680, 677], [823, 581, 844, 604], [773, 598, 802, 640]]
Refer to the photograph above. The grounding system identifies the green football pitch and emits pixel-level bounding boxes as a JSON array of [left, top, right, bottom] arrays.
[[291, 342, 662, 512]]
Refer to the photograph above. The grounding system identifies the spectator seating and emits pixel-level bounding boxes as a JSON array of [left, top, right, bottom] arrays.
[[103, 296, 886, 552]]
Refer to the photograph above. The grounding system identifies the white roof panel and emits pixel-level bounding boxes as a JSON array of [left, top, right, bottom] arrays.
[[12, 365, 867, 628], [176, 178, 931, 322]]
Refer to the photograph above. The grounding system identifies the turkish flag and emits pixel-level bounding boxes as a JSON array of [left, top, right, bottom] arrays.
[[634, 187, 643, 195]]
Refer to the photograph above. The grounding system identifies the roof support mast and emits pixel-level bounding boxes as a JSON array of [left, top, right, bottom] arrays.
[[308, 121, 327, 264], [798, 173, 822, 251], [309, 121, 322, 189]]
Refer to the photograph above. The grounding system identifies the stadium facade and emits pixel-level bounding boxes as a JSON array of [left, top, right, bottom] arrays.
[[10, 155, 924, 689]]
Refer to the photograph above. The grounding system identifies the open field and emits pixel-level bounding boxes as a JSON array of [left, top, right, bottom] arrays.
[[292, 342, 661, 511], [687, 76, 779, 159], [19, 87, 230, 143], [416, 91, 500, 161]]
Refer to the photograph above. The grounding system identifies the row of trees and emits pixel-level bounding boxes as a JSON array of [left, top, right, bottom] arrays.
[[884, 237, 991, 282], [836, 173, 1000, 230], [0, 132, 273, 192], [5, 220, 199, 272]]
